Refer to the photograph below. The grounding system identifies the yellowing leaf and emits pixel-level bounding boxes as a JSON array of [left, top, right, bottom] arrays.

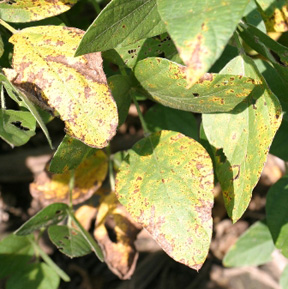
[[264, 6, 288, 32], [4, 26, 118, 148], [0, 0, 77, 23], [30, 150, 108, 205]]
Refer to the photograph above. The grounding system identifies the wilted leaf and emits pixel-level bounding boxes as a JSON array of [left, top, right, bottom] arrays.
[[115, 130, 214, 270], [0, 234, 34, 279], [75, 0, 166, 55], [4, 26, 118, 148], [15, 203, 69, 236], [144, 103, 199, 140], [266, 175, 288, 257], [94, 192, 142, 279], [48, 225, 92, 258], [0, 109, 36, 147], [202, 55, 282, 222], [0, 0, 77, 23], [49, 135, 93, 174], [135, 57, 258, 113], [223, 220, 275, 267], [75, 205, 98, 231], [157, 0, 249, 86], [31, 150, 108, 205]]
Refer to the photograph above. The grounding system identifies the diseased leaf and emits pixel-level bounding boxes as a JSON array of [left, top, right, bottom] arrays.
[[266, 175, 288, 257], [75, 0, 166, 55], [202, 55, 282, 222], [157, 0, 249, 86], [4, 26, 118, 148], [31, 150, 108, 205], [15, 203, 69, 236], [49, 135, 93, 174], [135, 57, 258, 113], [48, 225, 92, 258], [94, 192, 142, 279], [115, 130, 214, 270], [0, 109, 36, 147], [144, 103, 199, 140], [0, 0, 77, 23], [0, 234, 34, 279], [223, 220, 275, 267]]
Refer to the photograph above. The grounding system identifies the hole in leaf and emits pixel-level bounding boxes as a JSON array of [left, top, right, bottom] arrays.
[[11, 121, 29, 131], [193, 93, 200, 97], [215, 148, 226, 163]]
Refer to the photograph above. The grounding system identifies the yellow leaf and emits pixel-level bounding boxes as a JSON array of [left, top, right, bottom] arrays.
[[30, 150, 108, 205], [4, 26, 118, 148], [263, 6, 288, 32]]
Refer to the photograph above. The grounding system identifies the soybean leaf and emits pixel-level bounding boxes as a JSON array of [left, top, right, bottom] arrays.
[[244, 0, 266, 33], [280, 264, 288, 289], [115, 130, 214, 270], [31, 150, 108, 205], [0, 0, 77, 23], [223, 220, 275, 267], [48, 225, 92, 258], [0, 109, 36, 147], [135, 57, 258, 113], [6, 263, 59, 289], [202, 55, 282, 222], [0, 234, 34, 279], [270, 119, 288, 161], [49, 135, 93, 174], [15, 203, 69, 236], [108, 74, 132, 126], [75, 0, 166, 55], [157, 0, 250, 86], [144, 103, 199, 140], [0, 34, 3, 58], [0, 73, 52, 148], [4, 26, 118, 148], [266, 176, 288, 257], [256, 0, 286, 17]]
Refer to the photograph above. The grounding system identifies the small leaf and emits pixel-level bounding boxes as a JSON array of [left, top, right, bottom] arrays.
[[31, 150, 108, 205], [266, 175, 288, 257], [75, 0, 166, 55], [49, 135, 92, 174], [0, 0, 77, 23], [115, 130, 214, 270], [6, 263, 60, 289], [144, 103, 199, 140], [0, 234, 34, 278], [4, 26, 118, 148], [15, 203, 69, 236], [157, 0, 250, 85], [0, 109, 36, 147], [135, 57, 258, 113], [223, 220, 275, 267], [48, 225, 92, 258], [202, 55, 282, 222]]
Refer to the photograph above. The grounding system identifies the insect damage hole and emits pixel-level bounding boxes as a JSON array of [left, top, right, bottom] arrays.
[[11, 121, 30, 131]]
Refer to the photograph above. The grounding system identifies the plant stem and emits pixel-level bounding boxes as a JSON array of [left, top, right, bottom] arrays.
[[88, 0, 101, 14], [69, 170, 75, 210], [132, 94, 150, 136], [0, 85, 5, 109], [233, 30, 245, 56], [0, 19, 17, 34]]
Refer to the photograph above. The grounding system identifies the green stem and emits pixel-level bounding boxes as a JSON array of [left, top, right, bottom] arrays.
[[88, 0, 101, 14], [1, 85, 5, 109], [0, 19, 17, 34], [131, 94, 150, 136], [29, 238, 70, 282], [233, 30, 245, 56], [69, 170, 75, 210]]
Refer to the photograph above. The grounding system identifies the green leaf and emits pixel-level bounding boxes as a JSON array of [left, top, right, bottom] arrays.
[[157, 0, 250, 85], [49, 135, 92, 174], [144, 103, 199, 140], [266, 176, 288, 257], [223, 220, 275, 267], [256, 0, 286, 16], [134, 57, 258, 113], [0, 234, 34, 279], [244, 0, 267, 32], [202, 55, 282, 222], [0, 34, 4, 58], [270, 119, 288, 161], [0, 73, 53, 148], [48, 225, 92, 258], [0, 0, 77, 23], [115, 130, 214, 270], [108, 74, 132, 126], [75, 0, 166, 55], [15, 203, 69, 236], [0, 109, 36, 147], [280, 264, 288, 289], [6, 263, 60, 289]]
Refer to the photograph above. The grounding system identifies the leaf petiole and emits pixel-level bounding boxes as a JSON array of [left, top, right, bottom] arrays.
[[0, 19, 17, 34]]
